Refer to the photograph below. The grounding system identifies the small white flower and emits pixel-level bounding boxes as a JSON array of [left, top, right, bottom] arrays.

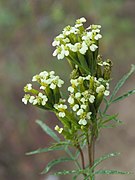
[[79, 41, 88, 55], [53, 45, 69, 60], [68, 96, 74, 104], [90, 44, 98, 52], [78, 119, 87, 125], [33, 99, 38, 105], [89, 95, 95, 103], [75, 92, 81, 98], [54, 125, 63, 133], [103, 62, 109, 66], [32, 75, 38, 82], [59, 112, 66, 118], [94, 34, 102, 40], [22, 98, 28, 104], [42, 96, 48, 105], [72, 104, 79, 111], [80, 97, 86, 104], [104, 90, 110, 96], [77, 109, 84, 116], [57, 79, 64, 87], [29, 96, 35, 103], [70, 79, 79, 87], [96, 85, 105, 93], [40, 86, 46, 90], [81, 104, 87, 109], [106, 83, 109, 89], [50, 83, 56, 89], [86, 112, 92, 120], [68, 86, 74, 93], [27, 83, 32, 90]]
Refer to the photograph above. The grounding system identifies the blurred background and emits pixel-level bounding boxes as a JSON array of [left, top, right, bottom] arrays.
[[0, 0, 135, 179]]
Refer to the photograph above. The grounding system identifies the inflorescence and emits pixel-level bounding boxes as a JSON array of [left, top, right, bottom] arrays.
[[22, 17, 112, 135]]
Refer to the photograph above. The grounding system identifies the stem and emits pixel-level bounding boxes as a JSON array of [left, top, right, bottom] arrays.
[[87, 130, 96, 180], [77, 145, 85, 170]]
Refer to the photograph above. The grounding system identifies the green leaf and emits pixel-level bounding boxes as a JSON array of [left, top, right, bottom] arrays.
[[101, 114, 118, 125], [112, 89, 135, 103], [41, 157, 73, 174], [109, 64, 135, 102], [36, 120, 60, 142], [26, 146, 64, 155], [94, 169, 132, 175], [91, 152, 120, 170], [53, 169, 83, 175]]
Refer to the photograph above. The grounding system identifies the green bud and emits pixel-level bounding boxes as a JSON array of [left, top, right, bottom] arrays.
[[95, 92, 104, 110], [103, 59, 113, 80], [96, 55, 103, 78]]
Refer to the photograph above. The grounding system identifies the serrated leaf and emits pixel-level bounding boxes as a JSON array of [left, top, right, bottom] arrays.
[[91, 152, 120, 170], [94, 169, 132, 175], [112, 89, 135, 103], [41, 157, 73, 174], [109, 64, 135, 102], [26, 146, 64, 155], [36, 120, 60, 142]]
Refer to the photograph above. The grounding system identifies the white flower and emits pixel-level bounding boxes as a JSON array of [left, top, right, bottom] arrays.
[[54, 125, 63, 133], [57, 79, 64, 87], [27, 83, 32, 90], [50, 83, 56, 89], [79, 41, 88, 54], [40, 86, 46, 90], [22, 97, 28, 105], [68, 86, 74, 93], [53, 45, 69, 60], [70, 79, 79, 87], [75, 17, 86, 28], [68, 96, 74, 104], [86, 112, 92, 120], [104, 90, 110, 96], [90, 44, 98, 52], [106, 83, 109, 89], [78, 119, 87, 125], [89, 95, 95, 103], [96, 85, 105, 93], [57, 104, 67, 110], [42, 96, 48, 106], [29, 96, 35, 104], [33, 99, 38, 105], [80, 97, 86, 104], [94, 34, 102, 40], [32, 75, 38, 82], [77, 109, 84, 116], [72, 104, 79, 111], [75, 92, 81, 98], [81, 104, 87, 109], [63, 26, 79, 36], [39, 71, 48, 77], [103, 62, 109, 66], [59, 112, 66, 118]]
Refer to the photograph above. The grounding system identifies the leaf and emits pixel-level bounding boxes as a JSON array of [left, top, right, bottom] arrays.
[[94, 169, 132, 175], [101, 114, 118, 125], [109, 64, 135, 102], [91, 152, 120, 170], [26, 146, 64, 155], [41, 157, 73, 174], [112, 89, 135, 103], [36, 120, 60, 142], [53, 169, 84, 176]]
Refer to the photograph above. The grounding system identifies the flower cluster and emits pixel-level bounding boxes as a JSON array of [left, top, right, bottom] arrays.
[[22, 71, 64, 109], [67, 75, 109, 126], [52, 17, 102, 70]]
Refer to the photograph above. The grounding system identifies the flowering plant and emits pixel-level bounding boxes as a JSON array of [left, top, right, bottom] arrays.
[[22, 17, 134, 180]]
